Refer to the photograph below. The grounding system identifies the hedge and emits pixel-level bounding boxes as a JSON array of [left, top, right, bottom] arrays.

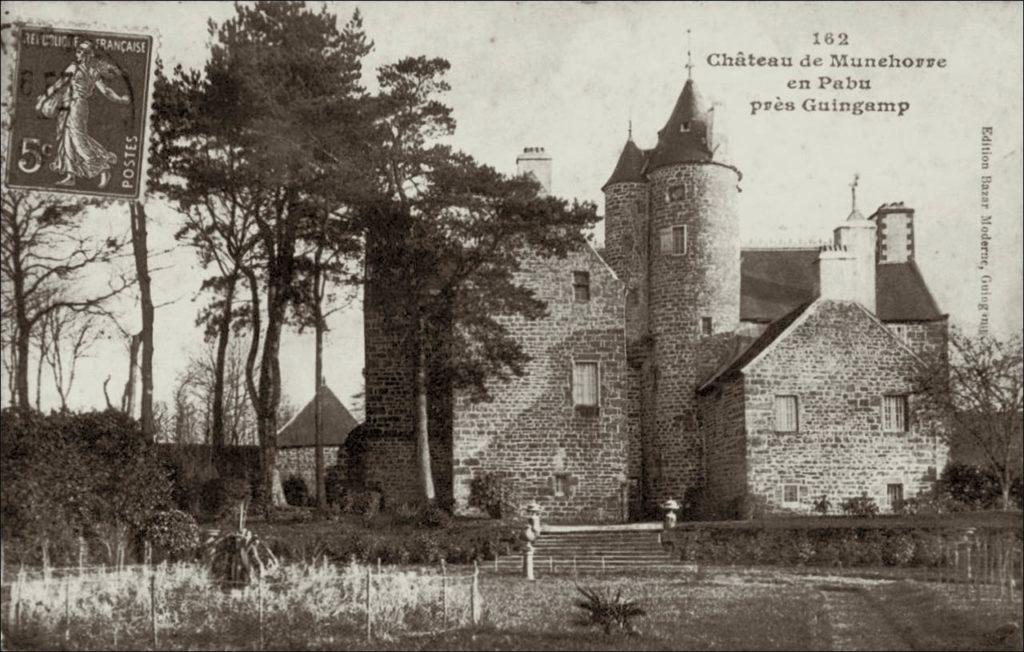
[[664, 523, 1022, 567]]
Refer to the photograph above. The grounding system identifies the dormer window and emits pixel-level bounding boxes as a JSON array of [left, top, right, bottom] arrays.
[[680, 121, 691, 133]]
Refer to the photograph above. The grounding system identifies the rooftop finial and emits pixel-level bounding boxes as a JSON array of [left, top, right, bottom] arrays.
[[850, 173, 859, 212], [686, 29, 693, 80], [627, 118, 632, 140]]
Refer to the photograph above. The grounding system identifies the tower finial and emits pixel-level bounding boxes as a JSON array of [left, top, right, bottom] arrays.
[[685, 29, 693, 80], [628, 118, 632, 140], [850, 173, 859, 212]]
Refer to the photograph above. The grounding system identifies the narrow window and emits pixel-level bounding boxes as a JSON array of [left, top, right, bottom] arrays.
[[700, 316, 713, 336], [774, 395, 798, 432], [882, 395, 909, 432], [681, 121, 691, 133], [572, 271, 590, 302], [554, 474, 571, 498], [659, 227, 673, 253], [660, 224, 689, 255], [783, 484, 800, 504], [627, 288, 639, 305], [572, 362, 599, 407], [926, 466, 937, 481], [887, 483, 904, 506]]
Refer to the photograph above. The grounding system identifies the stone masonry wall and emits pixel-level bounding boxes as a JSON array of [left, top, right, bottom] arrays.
[[603, 181, 650, 344], [885, 319, 948, 366], [698, 377, 747, 516], [645, 162, 741, 507], [744, 300, 948, 513], [277, 447, 342, 502], [451, 246, 629, 523]]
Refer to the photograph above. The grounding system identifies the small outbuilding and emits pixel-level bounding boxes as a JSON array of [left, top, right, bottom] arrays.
[[276, 385, 359, 497]]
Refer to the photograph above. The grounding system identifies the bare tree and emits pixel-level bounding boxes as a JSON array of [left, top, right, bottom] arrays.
[[0, 190, 130, 409], [917, 328, 1023, 509], [40, 307, 104, 411]]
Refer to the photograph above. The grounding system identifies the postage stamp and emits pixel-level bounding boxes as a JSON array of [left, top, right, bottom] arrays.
[[3, 24, 155, 201]]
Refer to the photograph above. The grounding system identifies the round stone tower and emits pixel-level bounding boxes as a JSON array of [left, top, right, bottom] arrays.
[[602, 134, 649, 342], [644, 76, 742, 506]]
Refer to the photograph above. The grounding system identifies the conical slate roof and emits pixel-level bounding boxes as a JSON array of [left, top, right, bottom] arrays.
[[602, 138, 647, 190], [647, 78, 714, 171], [276, 385, 359, 448]]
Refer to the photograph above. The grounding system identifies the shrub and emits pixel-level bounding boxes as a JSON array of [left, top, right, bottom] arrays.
[[574, 585, 645, 635], [201, 476, 251, 519], [812, 494, 831, 515], [681, 486, 708, 521], [940, 463, 1002, 510], [206, 527, 278, 584], [729, 492, 770, 520], [418, 505, 453, 529], [912, 532, 945, 566], [283, 475, 310, 507], [882, 533, 916, 566], [789, 534, 815, 565], [840, 492, 879, 517], [144, 509, 200, 561], [324, 464, 347, 506], [469, 473, 519, 519]]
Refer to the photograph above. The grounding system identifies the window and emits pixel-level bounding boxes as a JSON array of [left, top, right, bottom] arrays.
[[554, 474, 571, 497], [681, 121, 691, 133], [700, 316, 713, 336], [887, 483, 904, 506], [572, 362, 599, 407], [572, 271, 590, 302], [926, 466, 937, 481], [667, 184, 686, 202], [783, 484, 800, 504], [660, 225, 687, 255], [627, 288, 639, 305], [882, 395, 909, 432], [774, 395, 798, 432]]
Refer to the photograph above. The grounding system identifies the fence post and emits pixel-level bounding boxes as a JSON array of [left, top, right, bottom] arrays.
[[64, 577, 71, 647], [441, 560, 448, 630], [471, 561, 481, 626], [365, 565, 372, 642], [258, 577, 265, 650], [78, 535, 86, 575], [150, 572, 158, 650]]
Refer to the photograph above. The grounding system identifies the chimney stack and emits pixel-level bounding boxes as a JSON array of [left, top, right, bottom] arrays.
[[815, 244, 859, 304], [516, 147, 552, 196], [869, 202, 915, 264]]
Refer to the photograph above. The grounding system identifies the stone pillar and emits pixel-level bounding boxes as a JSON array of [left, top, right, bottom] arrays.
[[661, 499, 679, 530]]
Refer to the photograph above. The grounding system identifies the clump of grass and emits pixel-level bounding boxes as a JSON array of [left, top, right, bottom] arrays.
[[574, 584, 645, 635]]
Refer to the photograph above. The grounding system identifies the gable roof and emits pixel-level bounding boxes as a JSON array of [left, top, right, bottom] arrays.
[[699, 300, 814, 392], [740, 248, 945, 322], [276, 385, 359, 448]]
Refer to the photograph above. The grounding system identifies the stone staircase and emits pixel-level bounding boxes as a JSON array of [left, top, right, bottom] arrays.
[[488, 523, 686, 574]]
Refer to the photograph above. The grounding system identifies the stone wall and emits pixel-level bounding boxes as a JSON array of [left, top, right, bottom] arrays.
[[885, 319, 948, 365], [603, 181, 650, 344], [699, 376, 747, 516], [451, 246, 629, 522], [277, 447, 342, 501], [743, 300, 948, 513], [644, 162, 741, 506]]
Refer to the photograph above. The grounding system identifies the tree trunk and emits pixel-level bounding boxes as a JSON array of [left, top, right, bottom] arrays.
[[121, 333, 141, 415], [415, 315, 436, 504], [314, 319, 326, 509], [130, 202, 156, 441], [15, 319, 30, 410], [256, 294, 287, 511], [212, 274, 237, 468]]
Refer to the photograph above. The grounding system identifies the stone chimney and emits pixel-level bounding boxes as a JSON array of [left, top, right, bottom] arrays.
[[516, 147, 552, 196], [869, 202, 915, 263], [815, 244, 859, 303]]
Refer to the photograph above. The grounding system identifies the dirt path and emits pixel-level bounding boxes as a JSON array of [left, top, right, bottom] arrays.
[[817, 585, 914, 651]]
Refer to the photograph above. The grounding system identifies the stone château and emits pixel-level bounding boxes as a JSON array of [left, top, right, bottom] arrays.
[[345, 71, 949, 522]]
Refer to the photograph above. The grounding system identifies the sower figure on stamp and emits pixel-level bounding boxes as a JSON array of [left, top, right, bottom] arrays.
[[35, 40, 130, 189]]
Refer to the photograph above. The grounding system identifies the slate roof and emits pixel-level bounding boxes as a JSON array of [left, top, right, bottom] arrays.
[[740, 248, 945, 323], [602, 138, 647, 190], [646, 78, 714, 171], [276, 385, 359, 448], [699, 301, 814, 391]]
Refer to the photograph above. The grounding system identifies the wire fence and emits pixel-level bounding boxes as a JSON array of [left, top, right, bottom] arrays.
[[935, 533, 1023, 610], [0, 559, 482, 650]]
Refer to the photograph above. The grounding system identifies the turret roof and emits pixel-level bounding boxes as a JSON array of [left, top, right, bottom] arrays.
[[647, 78, 714, 171], [602, 137, 647, 190]]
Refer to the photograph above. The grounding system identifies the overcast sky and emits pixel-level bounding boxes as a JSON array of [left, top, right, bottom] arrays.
[[3, 1, 1022, 415]]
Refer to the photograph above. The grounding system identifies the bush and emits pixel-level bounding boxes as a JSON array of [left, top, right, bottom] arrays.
[[200, 477, 251, 519], [912, 532, 945, 566], [325, 464, 347, 506], [812, 494, 831, 515], [840, 493, 879, 517], [882, 532, 916, 566], [469, 473, 519, 519], [940, 463, 1003, 510], [144, 509, 200, 561], [283, 475, 310, 507], [729, 492, 770, 520]]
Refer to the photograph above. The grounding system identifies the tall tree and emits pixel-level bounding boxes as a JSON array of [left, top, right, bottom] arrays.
[[151, 1, 374, 510], [364, 57, 598, 502], [917, 329, 1023, 509], [41, 306, 104, 411]]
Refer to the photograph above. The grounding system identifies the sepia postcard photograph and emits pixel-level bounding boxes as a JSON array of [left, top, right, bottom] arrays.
[[0, 1, 1022, 650]]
